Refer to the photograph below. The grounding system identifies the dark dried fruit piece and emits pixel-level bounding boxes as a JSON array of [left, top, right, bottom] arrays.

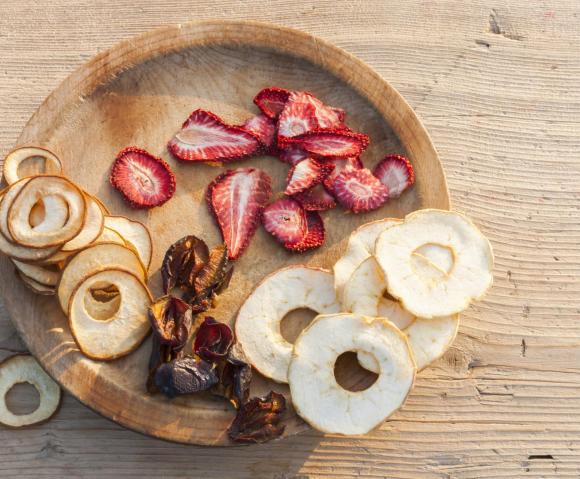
[[207, 168, 272, 260], [293, 184, 337, 211], [241, 114, 276, 150], [253, 87, 291, 119], [212, 343, 252, 409], [154, 356, 219, 398], [285, 211, 325, 252], [168, 109, 260, 162], [373, 154, 415, 197], [110, 147, 176, 209], [148, 296, 193, 350], [285, 158, 334, 196], [228, 391, 286, 444], [161, 235, 210, 294], [193, 316, 234, 362], [331, 167, 389, 213], [283, 129, 369, 158], [262, 198, 307, 247], [194, 244, 230, 297]]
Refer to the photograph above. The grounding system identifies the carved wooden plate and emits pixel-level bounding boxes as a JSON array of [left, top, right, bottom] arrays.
[[0, 21, 449, 445]]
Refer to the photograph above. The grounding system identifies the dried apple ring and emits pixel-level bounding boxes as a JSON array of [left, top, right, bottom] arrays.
[[60, 195, 104, 252], [288, 313, 415, 435], [12, 259, 60, 286], [104, 216, 152, 269], [7, 176, 86, 248], [3, 146, 62, 185], [236, 266, 340, 383], [376, 209, 494, 318], [0, 355, 61, 427]]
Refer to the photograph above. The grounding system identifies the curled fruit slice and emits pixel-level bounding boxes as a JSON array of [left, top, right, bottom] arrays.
[[285, 158, 334, 196], [283, 129, 369, 158], [148, 296, 192, 350], [154, 356, 218, 398], [253, 87, 291, 119], [60, 195, 104, 252], [288, 313, 415, 435], [375, 209, 494, 318], [228, 391, 286, 444], [373, 154, 415, 198], [262, 198, 307, 247], [12, 259, 60, 286], [193, 317, 234, 361], [235, 266, 340, 383], [17, 270, 56, 296], [68, 268, 152, 360], [104, 215, 153, 269], [0, 355, 61, 427], [241, 114, 276, 150], [110, 147, 175, 209], [3, 146, 62, 185], [161, 235, 209, 294], [284, 211, 325, 253]]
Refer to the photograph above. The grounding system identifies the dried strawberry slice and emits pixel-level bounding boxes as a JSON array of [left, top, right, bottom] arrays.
[[278, 146, 309, 166], [110, 147, 176, 209], [253, 87, 291, 119], [262, 198, 307, 246], [207, 168, 272, 260], [285, 158, 334, 196], [322, 156, 364, 190], [283, 129, 369, 158], [277, 101, 318, 141], [168, 109, 260, 162], [297, 91, 344, 129], [373, 154, 415, 197], [293, 184, 337, 211], [285, 211, 325, 252], [331, 168, 389, 213], [241, 114, 276, 150]]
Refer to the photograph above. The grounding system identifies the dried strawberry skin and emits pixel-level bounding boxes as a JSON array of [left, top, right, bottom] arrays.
[[284, 211, 325, 252], [110, 146, 176, 209], [241, 114, 276, 151], [292, 184, 337, 211], [253, 87, 291, 119], [282, 128, 370, 158], [278, 146, 309, 166], [373, 154, 415, 197], [322, 156, 364, 190], [331, 167, 389, 213], [284, 158, 334, 196], [262, 198, 307, 247]]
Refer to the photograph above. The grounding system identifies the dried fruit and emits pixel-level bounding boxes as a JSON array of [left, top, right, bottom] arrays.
[[161, 235, 209, 295], [253, 87, 291, 119], [110, 147, 175, 209], [322, 156, 363, 190], [2, 146, 62, 185], [278, 146, 309, 166], [207, 168, 272, 260], [228, 391, 286, 443], [373, 154, 415, 197], [241, 114, 276, 150], [283, 129, 369, 158], [168, 109, 260, 162], [285, 211, 325, 252], [103, 216, 153, 269], [193, 244, 231, 298], [262, 198, 307, 247], [211, 343, 252, 409], [193, 316, 234, 361], [331, 168, 389, 213], [148, 296, 193, 350], [60, 196, 104, 252], [292, 184, 337, 211], [285, 158, 334, 196], [154, 356, 218, 398], [277, 99, 318, 140], [291, 91, 344, 129]]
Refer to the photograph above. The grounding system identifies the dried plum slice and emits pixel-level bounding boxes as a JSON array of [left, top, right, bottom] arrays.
[[161, 235, 209, 294], [154, 356, 218, 398], [228, 391, 286, 443], [193, 316, 234, 361], [148, 295, 192, 350]]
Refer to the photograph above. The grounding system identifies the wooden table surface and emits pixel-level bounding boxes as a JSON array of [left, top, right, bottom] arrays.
[[1, 1, 579, 477]]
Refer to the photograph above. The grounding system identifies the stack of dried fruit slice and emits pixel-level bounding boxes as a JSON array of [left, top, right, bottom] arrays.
[[235, 209, 493, 435]]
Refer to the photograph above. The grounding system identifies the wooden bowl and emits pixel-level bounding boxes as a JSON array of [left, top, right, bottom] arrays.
[[0, 20, 449, 445]]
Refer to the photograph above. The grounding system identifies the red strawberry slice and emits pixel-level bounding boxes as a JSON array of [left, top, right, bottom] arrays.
[[285, 158, 334, 196], [262, 198, 307, 246], [322, 156, 364, 190], [253, 87, 291, 119], [285, 211, 325, 252], [168, 109, 260, 162], [373, 154, 415, 197], [331, 168, 389, 213], [277, 101, 318, 140], [283, 129, 369, 158], [293, 184, 337, 211], [241, 114, 276, 150], [297, 92, 344, 129], [110, 147, 176, 209], [278, 146, 309, 166], [207, 168, 272, 260]]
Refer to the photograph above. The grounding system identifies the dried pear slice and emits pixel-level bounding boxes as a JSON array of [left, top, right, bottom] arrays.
[[94, 227, 125, 245], [376, 209, 493, 318], [8, 176, 86, 248], [288, 313, 415, 435], [60, 195, 104, 252], [104, 216, 152, 269], [0, 178, 31, 240], [2, 146, 62, 185], [17, 270, 56, 295], [235, 266, 340, 383], [12, 259, 60, 286], [68, 269, 152, 360], [57, 242, 146, 313], [0, 355, 61, 427]]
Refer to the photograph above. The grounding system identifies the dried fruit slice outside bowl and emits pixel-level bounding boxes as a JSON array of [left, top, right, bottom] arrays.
[[288, 313, 415, 435], [2, 146, 63, 185], [235, 266, 340, 383]]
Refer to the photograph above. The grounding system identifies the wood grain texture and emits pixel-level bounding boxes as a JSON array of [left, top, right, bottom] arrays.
[[0, 0, 579, 476]]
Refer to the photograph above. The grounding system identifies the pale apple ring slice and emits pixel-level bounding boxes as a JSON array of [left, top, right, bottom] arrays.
[[16, 270, 56, 295], [60, 195, 104, 252], [2, 146, 62, 185], [376, 209, 494, 318], [104, 216, 152, 269], [0, 178, 32, 240], [7, 176, 86, 248], [288, 313, 415, 435], [344, 257, 459, 372], [68, 269, 152, 361], [0, 355, 61, 427], [235, 266, 340, 383], [57, 242, 147, 313], [12, 259, 60, 286]]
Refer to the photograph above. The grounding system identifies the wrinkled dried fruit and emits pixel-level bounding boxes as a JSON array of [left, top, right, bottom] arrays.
[[322, 156, 364, 190], [161, 235, 210, 294], [285, 158, 334, 196], [262, 198, 307, 247], [212, 343, 252, 409], [154, 356, 219, 398], [331, 167, 389, 213], [253, 87, 291, 119], [373, 154, 415, 198], [277, 99, 318, 140], [278, 146, 309, 166], [194, 244, 230, 297], [193, 316, 234, 361], [148, 296, 193, 350], [292, 184, 337, 211], [241, 114, 276, 150], [285, 211, 325, 252], [228, 391, 286, 443], [283, 129, 369, 158]]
